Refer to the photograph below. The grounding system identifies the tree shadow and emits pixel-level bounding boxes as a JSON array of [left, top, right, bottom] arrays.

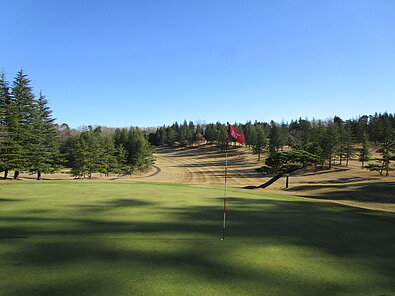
[[303, 176, 379, 184], [299, 168, 350, 176], [289, 182, 395, 204], [1, 193, 394, 295], [0, 198, 26, 202], [73, 198, 153, 213]]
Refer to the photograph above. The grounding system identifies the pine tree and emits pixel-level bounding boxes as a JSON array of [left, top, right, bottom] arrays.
[[321, 121, 340, 168], [187, 121, 195, 146], [244, 121, 256, 149], [269, 122, 281, 156], [29, 92, 62, 179], [253, 125, 267, 161], [336, 120, 346, 165], [127, 127, 154, 172], [71, 126, 104, 178], [342, 126, 356, 167], [100, 135, 120, 177], [9, 70, 37, 179], [178, 120, 189, 147], [359, 133, 371, 169], [57, 123, 79, 167], [192, 124, 204, 146], [204, 123, 217, 144], [166, 126, 177, 147], [0, 72, 13, 178], [216, 122, 227, 151]]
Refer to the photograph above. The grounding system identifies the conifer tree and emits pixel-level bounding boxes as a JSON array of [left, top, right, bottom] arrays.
[[178, 120, 189, 146], [216, 122, 227, 151], [342, 126, 356, 167], [244, 121, 256, 149], [321, 121, 340, 168], [253, 125, 267, 161], [10, 70, 37, 179], [100, 134, 120, 177], [269, 122, 281, 156], [204, 123, 217, 144], [0, 73, 13, 178], [166, 126, 177, 147], [71, 126, 104, 178], [127, 127, 154, 172], [359, 133, 371, 169], [192, 124, 204, 146], [29, 92, 62, 179]]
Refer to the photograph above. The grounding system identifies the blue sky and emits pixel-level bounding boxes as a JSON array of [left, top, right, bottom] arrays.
[[1, 0, 394, 128]]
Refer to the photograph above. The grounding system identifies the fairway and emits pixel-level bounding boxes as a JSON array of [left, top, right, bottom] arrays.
[[0, 182, 394, 296]]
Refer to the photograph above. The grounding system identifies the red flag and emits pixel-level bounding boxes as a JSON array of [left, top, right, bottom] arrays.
[[227, 123, 245, 145]]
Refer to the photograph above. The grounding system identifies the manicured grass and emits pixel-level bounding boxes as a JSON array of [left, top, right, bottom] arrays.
[[0, 181, 394, 296]]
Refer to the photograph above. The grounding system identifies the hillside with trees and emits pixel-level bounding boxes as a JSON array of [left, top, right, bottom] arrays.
[[0, 70, 154, 179], [1, 70, 394, 180], [148, 114, 395, 176]]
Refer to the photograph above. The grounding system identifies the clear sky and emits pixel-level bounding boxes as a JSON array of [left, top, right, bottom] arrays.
[[1, 0, 394, 128]]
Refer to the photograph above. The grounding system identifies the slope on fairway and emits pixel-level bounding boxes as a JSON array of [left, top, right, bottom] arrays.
[[0, 181, 394, 296]]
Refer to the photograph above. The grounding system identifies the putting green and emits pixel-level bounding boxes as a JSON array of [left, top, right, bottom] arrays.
[[0, 181, 394, 295]]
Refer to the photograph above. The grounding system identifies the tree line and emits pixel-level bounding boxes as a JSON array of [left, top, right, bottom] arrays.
[[148, 114, 395, 175], [1, 70, 393, 179], [0, 70, 154, 179]]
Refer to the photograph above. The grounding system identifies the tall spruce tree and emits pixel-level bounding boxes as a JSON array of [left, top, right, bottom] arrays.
[[28, 92, 62, 179], [0, 73, 13, 178], [10, 70, 37, 179]]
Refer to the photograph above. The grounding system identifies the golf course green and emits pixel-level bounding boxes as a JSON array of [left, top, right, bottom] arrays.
[[0, 181, 394, 295]]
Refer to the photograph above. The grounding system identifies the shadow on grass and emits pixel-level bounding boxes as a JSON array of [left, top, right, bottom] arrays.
[[1, 194, 395, 295], [302, 176, 379, 184], [289, 181, 395, 204], [5, 276, 118, 296], [0, 198, 26, 202], [299, 168, 350, 176], [73, 198, 154, 213]]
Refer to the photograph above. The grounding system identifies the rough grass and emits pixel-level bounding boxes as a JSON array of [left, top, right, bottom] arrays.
[[0, 181, 394, 296]]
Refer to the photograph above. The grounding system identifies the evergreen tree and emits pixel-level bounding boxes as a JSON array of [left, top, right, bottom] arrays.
[[336, 119, 346, 165], [71, 126, 104, 178], [342, 126, 356, 167], [187, 121, 195, 146], [10, 70, 37, 179], [321, 121, 340, 168], [358, 132, 371, 169], [204, 123, 217, 144], [127, 127, 154, 173], [253, 125, 267, 161], [255, 150, 319, 188], [29, 92, 62, 179], [269, 122, 281, 156], [216, 122, 228, 151], [244, 121, 256, 149], [0, 73, 14, 178], [192, 124, 204, 146], [178, 120, 189, 146], [57, 123, 79, 167], [100, 135, 120, 177], [166, 126, 177, 147]]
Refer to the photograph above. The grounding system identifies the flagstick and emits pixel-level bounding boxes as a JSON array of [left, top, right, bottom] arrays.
[[222, 139, 229, 240]]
